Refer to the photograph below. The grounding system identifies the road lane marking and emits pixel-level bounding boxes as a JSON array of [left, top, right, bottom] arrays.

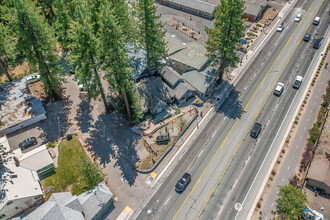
[[173, 0, 321, 219], [282, 177, 285, 182], [296, 145, 299, 149], [292, 155, 294, 159], [287, 166, 290, 170], [164, 197, 171, 207], [211, 131, 216, 138]]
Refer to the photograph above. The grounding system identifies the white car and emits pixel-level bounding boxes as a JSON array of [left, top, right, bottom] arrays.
[[26, 74, 40, 84], [294, 14, 302, 22], [277, 23, 284, 32], [274, 82, 284, 96], [293, 76, 303, 89], [313, 17, 320, 25]]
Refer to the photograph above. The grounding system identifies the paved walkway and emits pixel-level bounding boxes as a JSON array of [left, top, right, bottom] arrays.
[[258, 43, 330, 219]]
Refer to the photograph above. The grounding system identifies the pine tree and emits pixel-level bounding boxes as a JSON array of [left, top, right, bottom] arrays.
[[69, 1, 112, 113], [134, 0, 166, 76], [15, 0, 63, 99], [205, 0, 245, 83], [54, 0, 72, 50], [36, 0, 56, 26], [98, 2, 143, 123]]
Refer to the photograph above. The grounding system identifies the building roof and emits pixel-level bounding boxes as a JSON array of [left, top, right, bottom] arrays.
[[26, 192, 85, 220], [0, 151, 42, 211], [169, 42, 208, 70], [307, 158, 330, 186], [135, 77, 169, 112], [78, 181, 113, 220], [182, 69, 217, 93], [127, 44, 148, 81], [161, 66, 182, 88], [165, 33, 187, 55], [164, 0, 217, 15], [0, 74, 46, 134], [17, 145, 53, 171], [244, 0, 268, 17]]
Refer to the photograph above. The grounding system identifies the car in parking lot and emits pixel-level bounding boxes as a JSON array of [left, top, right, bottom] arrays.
[[26, 74, 40, 84], [250, 123, 262, 138], [18, 137, 38, 150], [294, 14, 302, 22], [313, 17, 320, 25], [313, 39, 322, 49], [175, 172, 191, 192], [274, 82, 284, 96], [303, 33, 311, 42], [293, 76, 303, 89], [277, 23, 284, 32]]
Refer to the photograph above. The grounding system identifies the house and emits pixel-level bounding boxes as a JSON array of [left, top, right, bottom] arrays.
[[135, 77, 169, 115], [0, 75, 46, 135], [306, 158, 330, 195], [182, 69, 217, 99], [161, 66, 196, 103], [169, 42, 209, 73], [157, 0, 217, 19], [25, 181, 113, 220], [0, 142, 54, 220], [243, 0, 268, 21], [165, 33, 187, 56]]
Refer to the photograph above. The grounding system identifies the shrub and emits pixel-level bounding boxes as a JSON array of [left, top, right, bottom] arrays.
[[47, 142, 55, 148], [257, 203, 261, 208], [277, 160, 281, 164], [256, 24, 262, 28], [282, 149, 285, 153], [308, 125, 320, 144], [271, 170, 276, 176], [269, 176, 273, 181]]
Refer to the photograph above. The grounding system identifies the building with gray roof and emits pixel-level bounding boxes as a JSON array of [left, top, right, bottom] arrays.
[[157, 0, 217, 19], [0, 74, 46, 135], [25, 181, 113, 220], [165, 33, 187, 56], [243, 0, 268, 21]]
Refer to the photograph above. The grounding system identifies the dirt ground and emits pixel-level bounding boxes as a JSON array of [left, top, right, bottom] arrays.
[[0, 61, 31, 83]]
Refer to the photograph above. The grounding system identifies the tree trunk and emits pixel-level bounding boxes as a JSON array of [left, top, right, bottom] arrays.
[[217, 53, 226, 84], [0, 58, 12, 81], [144, 0, 152, 77], [92, 65, 111, 113], [122, 86, 132, 124]]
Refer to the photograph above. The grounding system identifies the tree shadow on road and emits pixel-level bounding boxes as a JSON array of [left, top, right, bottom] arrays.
[[87, 113, 140, 186], [211, 81, 243, 119], [75, 94, 94, 134]]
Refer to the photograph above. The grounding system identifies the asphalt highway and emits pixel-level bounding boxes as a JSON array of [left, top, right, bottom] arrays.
[[134, 0, 329, 219]]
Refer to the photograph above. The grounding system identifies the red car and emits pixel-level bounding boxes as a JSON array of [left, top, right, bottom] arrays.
[[19, 137, 38, 150]]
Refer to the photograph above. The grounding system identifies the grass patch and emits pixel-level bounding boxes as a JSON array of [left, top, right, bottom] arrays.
[[42, 136, 103, 200]]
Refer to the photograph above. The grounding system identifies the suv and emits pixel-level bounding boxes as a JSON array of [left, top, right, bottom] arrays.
[[175, 173, 191, 192], [250, 123, 262, 138], [274, 82, 284, 96], [303, 33, 311, 42], [293, 76, 303, 89], [313, 17, 320, 25], [277, 23, 284, 32], [313, 39, 322, 49], [294, 14, 302, 22], [19, 137, 38, 150]]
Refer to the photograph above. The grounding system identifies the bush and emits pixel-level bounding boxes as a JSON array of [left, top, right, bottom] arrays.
[[271, 170, 276, 176], [257, 203, 261, 208], [256, 24, 262, 28], [47, 142, 55, 148], [309, 125, 320, 144], [277, 160, 281, 164], [269, 176, 273, 181], [282, 149, 285, 153]]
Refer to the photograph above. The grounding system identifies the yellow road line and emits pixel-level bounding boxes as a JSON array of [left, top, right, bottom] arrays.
[[172, 0, 322, 219]]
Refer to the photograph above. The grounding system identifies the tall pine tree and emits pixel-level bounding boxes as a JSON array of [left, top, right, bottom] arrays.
[[205, 0, 245, 83], [134, 0, 166, 76], [69, 1, 112, 113], [15, 0, 63, 99], [98, 2, 143, 123], [54, 0, 73, 50]]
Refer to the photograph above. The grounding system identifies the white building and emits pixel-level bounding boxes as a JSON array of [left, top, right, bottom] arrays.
[[0, 141, 54, 219]]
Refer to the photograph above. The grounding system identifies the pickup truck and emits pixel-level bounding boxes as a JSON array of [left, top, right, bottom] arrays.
[[293, 76, 303, 89]]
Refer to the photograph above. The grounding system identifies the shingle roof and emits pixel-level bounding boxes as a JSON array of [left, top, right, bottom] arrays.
[[182, 70, 217, 93], [244, 0, 268, 17], [161, 66, 181, 88], [169, 42, 208, 70], [18, 145, 53, 171], [165, 33, 187, 55]]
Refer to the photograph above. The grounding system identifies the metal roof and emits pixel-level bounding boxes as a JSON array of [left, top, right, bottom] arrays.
[[164, 0, 217, 14]]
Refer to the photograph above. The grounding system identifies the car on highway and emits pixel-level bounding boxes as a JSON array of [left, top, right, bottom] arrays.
[[277, 23, 284, 32], [294, 14, 302, 22], [313, 38, 322, 49], [19, 137, 38, 150], [303, 33, 311, 42], [313, 17, 320, 25], [250, 123, 262, 138], [175, 172, 191, 192], [274, 82, 284, 96], [293, 76, 303, 89]]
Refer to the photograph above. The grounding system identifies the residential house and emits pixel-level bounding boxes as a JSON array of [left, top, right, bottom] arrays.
[[0, 141, 54, 220], [0, 75, 46, 135], [243, 0, 268, 21], [306, 158, 330, 195], [25, 181, 113, 220]]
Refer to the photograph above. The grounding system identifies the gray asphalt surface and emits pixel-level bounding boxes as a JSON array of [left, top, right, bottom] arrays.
[[133, 0, 329, 219]]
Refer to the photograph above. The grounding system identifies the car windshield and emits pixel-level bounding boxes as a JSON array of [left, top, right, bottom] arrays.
[[179, 178, 186, 185]]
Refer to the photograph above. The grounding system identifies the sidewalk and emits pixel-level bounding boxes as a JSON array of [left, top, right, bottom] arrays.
[[257, 37, 330, 219]]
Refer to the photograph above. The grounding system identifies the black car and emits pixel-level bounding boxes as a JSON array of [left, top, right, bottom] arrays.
[[250, 123, 262, 138], [175, 173, 191, 192], [19, 137, 38, 150], [303, 33, 311, 42], [313, 39, 322, 49]]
